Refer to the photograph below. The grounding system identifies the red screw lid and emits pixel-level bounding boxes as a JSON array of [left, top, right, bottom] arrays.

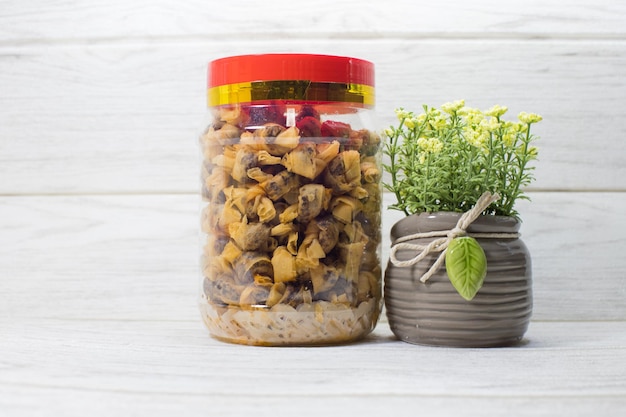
[[208, 53, 375, 88]]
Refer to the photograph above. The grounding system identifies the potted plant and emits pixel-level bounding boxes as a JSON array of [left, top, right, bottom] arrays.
[[382, 99, 542, 347]]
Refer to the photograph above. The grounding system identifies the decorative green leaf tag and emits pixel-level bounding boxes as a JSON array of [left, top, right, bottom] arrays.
[[445, 236, 488, 301]]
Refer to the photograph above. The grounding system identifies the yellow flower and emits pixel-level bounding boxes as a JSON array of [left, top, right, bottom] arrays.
[[416, 137, 428, 149], [430, 116, 448, 130], [417, 137, 443, 154], [518, 112, 543, 124], [384, 127, 395, 138], [441, 99, 466, 115], [431, 138, 444, 153], [502, 132, 516, 147], [480, 117, 501, 132], [462, 107, 485, 126], [404, 118, 416, 129], [485, 105, 508, 118], [395, 108, 410, 121], [427, 107, 442, 118], [464, 128, 488, 149]]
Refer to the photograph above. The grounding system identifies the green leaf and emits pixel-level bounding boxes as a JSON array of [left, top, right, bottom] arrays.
[[445, 236, 487, 301]]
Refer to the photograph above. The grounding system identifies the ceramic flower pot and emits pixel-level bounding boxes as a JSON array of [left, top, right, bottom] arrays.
[[384, 212, 532, 347]]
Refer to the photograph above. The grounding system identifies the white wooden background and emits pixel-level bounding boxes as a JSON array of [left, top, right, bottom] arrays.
[[1, 1, 625, 415]]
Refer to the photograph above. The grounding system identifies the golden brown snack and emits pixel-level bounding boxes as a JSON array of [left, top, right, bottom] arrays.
[[282, 143, 317, 179], [323, 150, 362, 194]]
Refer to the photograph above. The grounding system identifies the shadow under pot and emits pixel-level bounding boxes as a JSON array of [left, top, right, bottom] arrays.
[[384, 212, 532, 348]]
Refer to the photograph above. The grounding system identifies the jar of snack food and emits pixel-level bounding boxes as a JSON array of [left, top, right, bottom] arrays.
[[198, 54, 382, 345]]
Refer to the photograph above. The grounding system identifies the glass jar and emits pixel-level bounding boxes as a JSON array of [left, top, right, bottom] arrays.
[[198, 54, 382, 345]]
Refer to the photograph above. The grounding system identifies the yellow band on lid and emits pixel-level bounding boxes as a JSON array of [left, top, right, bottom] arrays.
[[208, 80, 374, 107]]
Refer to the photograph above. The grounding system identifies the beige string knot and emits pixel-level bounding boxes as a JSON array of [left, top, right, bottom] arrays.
[[389, 192, 520, 283]]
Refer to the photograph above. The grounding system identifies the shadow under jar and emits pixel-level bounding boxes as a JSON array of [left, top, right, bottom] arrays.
[[384, 212, 532, 348], [199, 54, 383, 346]]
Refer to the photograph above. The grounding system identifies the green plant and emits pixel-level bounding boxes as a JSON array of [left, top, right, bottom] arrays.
[[383, 100, 542, 218]]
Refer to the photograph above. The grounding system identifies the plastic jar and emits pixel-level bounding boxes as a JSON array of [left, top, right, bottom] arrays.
[[198, 54, 382, 345]]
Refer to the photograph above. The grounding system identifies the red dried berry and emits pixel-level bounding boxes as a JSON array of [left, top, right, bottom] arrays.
[[320, 120, 352, 138], [244, 101, 287, 129], [296, 105, 320, 123], [296, 116, 322, 138]]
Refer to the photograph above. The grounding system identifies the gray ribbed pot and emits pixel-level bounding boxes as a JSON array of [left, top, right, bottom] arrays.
[[384, 212, 532, 347]]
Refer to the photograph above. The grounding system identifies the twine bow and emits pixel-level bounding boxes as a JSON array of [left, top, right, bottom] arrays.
[[389, 192, 519, 283]]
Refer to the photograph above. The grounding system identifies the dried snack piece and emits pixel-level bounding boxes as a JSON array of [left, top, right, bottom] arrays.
[[205, 278, 243, 306], [297, 184, 331, 222], [223, 186, 247, 216], [245, 124, 300, 156], [341, 223, 368, 276], [296, 235, 326, 272], [240, 186, 268, 220], [231, 147, 259, 183], [286, 231, 298, 255], [202, 251, 231, 281], [271, 222, 296, 237], [316, 141, 340, 164], [331, 196, 363, 224], [261, 170, 299, 201], [251, 194, 277, 224], [271, 126, 301, 156], [201, 203, 223, 234], [229, 219, 271, 251], [247, 167, 274, 183], [357, 270, 381, 303], [342, 219, 368, 243], [232, 147, 282, 183], [360, 157, 381, 183], [304, 215, 341, 254], [278, 204, 299, 224], [233, 251, 273, 286], [218, 104, 248, 126], [204, 167, 230, 202], [266, 282, 287, 307], [310, 263, 340, 295], [203, 234, 230, 259], [212, 153, 236, 174], [220, 241, 243, 267], [360, 182, 382, 219], [344, 129, 366, 151], [239, 285, 271, 306], [362, 130, 381, 156], [257, 151, 282, 166], [202, 121, 241, 146], [271, 246, 297, 284], [282, 142, 318, 179], [337, 220, 369, 283], [255, 123, 286, 139], [324, 150, 362, 194], [348, 186, 369, 200]]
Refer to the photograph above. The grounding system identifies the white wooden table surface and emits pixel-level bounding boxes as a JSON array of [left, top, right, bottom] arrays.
[[1, 1, 625, 416]]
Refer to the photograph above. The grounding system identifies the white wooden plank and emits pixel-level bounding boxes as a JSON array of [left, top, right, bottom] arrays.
[[0, 388, 623, 417], [0, 192, 624, 322], [0, 0, 624, 43], [1, 40, 625, 194], [0, 319, 625, 417]]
